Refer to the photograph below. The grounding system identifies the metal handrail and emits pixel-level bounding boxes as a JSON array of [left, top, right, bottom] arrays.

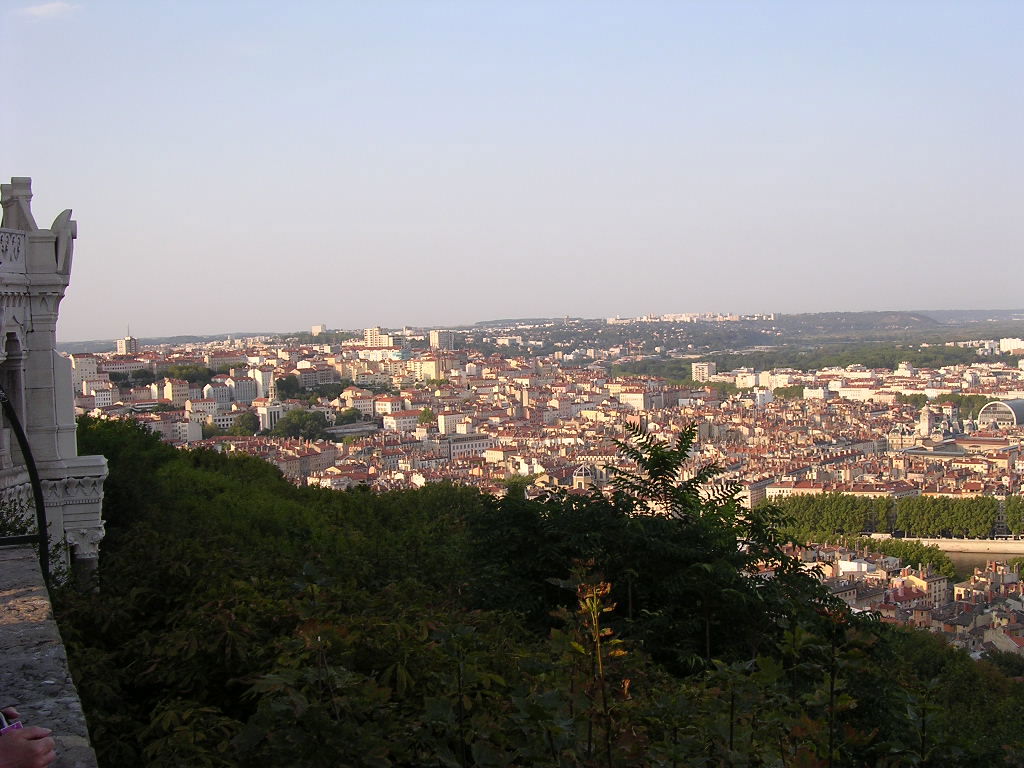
[[0, 385, 49, 583]]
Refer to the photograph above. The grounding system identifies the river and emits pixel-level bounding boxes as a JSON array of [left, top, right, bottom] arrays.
[[944, 550, 1021, 580]]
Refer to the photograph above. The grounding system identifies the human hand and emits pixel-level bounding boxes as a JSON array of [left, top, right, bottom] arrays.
[[0, 726, 57, 768], [0, 710, 18, 724]]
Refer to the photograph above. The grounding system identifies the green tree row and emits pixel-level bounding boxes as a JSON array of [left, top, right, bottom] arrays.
[[895, 392, 995, 418], [847, 537, 958, 580], [777, 492, 1001, 541], [1006, 496, 1024, 534]]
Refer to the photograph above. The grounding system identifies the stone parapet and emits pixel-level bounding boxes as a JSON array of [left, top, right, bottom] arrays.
[[0, 547, 96, 767]]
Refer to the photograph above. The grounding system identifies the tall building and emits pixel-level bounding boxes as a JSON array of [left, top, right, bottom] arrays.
[[116, 334, 138, 355], [429, 330, 456, 350], [0, 177, 107, 571], [364, 327, 393, 347], [918, 404, 935, 437], [249, 365, 275, 399], [69, 353, 99, 389], [692, 362, 717, 382]]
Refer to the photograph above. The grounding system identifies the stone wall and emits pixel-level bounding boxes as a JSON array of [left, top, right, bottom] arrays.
[[908, 537, 1024, 554], [0, 547, 96, 767]]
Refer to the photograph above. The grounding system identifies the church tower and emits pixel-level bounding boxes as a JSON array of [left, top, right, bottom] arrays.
[[918, 403, 935, 438], [0, 177, 107, 571]]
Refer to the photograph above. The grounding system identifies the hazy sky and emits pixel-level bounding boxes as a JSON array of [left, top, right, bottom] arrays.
[[6, 1, 1022, 341]]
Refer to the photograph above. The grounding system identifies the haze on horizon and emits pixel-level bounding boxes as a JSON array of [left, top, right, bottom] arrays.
[[6, 1, 1022, 343]]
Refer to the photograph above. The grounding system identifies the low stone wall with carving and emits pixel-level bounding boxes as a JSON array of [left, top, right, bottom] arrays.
[[0, 546, 96, 767], [908, 538, 1024, 555]]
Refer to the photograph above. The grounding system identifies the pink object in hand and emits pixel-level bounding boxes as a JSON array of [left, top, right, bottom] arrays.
[[0, 712, 22, 734]]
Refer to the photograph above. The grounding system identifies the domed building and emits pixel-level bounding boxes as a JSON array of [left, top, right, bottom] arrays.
[[977, 399, 1024, 430]]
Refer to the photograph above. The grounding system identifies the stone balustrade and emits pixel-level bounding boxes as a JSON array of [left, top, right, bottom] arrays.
[[0, 546, 96, 767]]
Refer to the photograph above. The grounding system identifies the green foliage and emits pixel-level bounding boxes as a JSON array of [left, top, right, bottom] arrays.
[[468, 425, 831, 670], [131, 368, 157, 386], [75, 416, 177, 531], [275, 374, 301, 399], [497, 475, 533, 500], [333, 407, 362, 425], [608, 423, 730, 522], [163, 364, 215, 385], [954, 393, 996, 419], [1006, 495, 1024, 535], [848, 537, 957, 581], [269, 410, 330, 440], [777, 492, 1000, 542], [309, 382, 345, 400], [285, 330, 356, 345], [776, 493, 889, 541], [108, 369, 155, 387], [0, 499, 70, 584], [417, 407, 435, 425], [0, 499, 35, 537], [772, 384, 804, 399], [983, 649, 1024, 678], [897, 392, 929, 409], [227, 412, 260, 436], [57, 418, 1024, 767], [894, 496, 999, 539], [897, 392, 995, 419], [201, 422, 225, 439]]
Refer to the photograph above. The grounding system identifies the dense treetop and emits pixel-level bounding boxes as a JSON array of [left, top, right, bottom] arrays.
[[55, 417, 1024, 766]]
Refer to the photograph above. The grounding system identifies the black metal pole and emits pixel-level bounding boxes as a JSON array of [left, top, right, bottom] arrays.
[[0, 385, 50, 583]]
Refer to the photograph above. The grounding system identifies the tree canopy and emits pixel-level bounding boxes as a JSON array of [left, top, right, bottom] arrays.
[[163, 364, 215, 385], [274, 374, 301, 399], [56, 417, 1024, 767], [776, 492, 1001, 542], [228, 412, 260, 435], [334, 407, 363, 425], [772, 384, 804, 399], [269, 410, 331, 440]]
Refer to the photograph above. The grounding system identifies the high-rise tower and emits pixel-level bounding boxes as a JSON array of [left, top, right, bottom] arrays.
[[116, 334, 138, 355]]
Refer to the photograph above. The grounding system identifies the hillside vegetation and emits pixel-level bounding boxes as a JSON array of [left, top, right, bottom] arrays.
[[55, 418, 1024, 767], [615, 342, 998, 380]]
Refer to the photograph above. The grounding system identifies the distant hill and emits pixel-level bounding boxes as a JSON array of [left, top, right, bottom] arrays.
[[58, 340, 115, 354], [55, 309, 1024, 355], [918, 308, 1024, 324], [774, 311, 941, 333], [473, 317, 584, 327]]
